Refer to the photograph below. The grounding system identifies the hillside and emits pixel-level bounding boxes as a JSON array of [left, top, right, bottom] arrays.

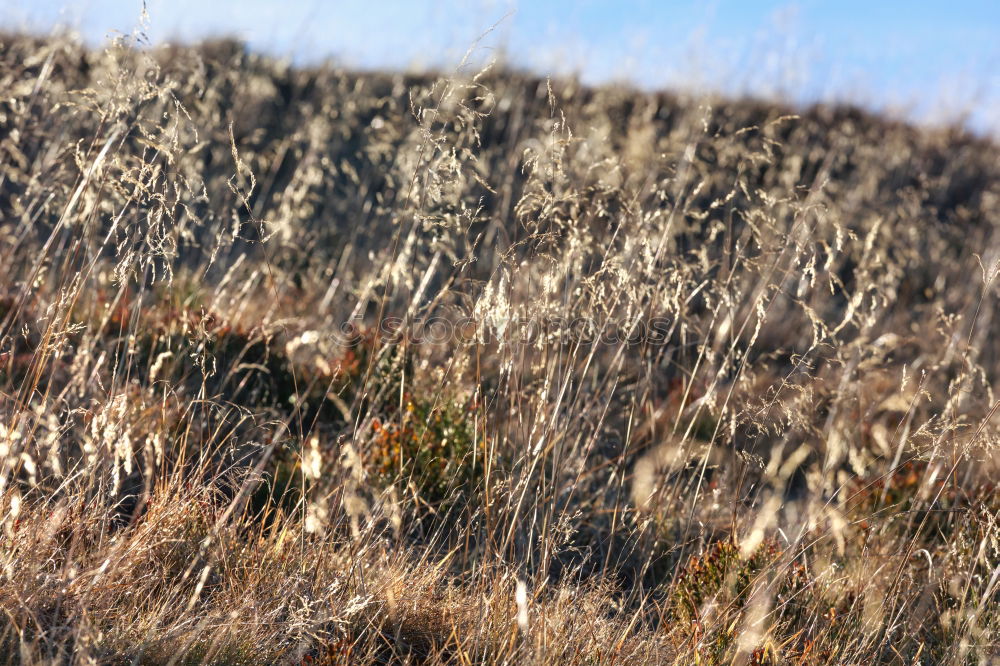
[[0, 34, 998, 663]]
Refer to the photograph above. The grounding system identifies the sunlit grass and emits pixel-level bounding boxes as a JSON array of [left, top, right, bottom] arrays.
[[0, 30, 997, 664]]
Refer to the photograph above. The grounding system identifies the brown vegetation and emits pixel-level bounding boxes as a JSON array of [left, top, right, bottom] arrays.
[[0, 31, 998, 663]]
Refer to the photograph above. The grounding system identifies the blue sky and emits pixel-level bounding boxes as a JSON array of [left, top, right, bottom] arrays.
[[2, 1, 997, 134]]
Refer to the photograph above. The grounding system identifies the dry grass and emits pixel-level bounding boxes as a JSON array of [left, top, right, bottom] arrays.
[[0, 29, 998, 664]]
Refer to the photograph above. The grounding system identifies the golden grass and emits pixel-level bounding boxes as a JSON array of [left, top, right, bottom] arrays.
[[0, 30, 998, 664]]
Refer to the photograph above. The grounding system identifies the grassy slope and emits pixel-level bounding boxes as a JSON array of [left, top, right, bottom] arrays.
[[0, 33, 998, 664]]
